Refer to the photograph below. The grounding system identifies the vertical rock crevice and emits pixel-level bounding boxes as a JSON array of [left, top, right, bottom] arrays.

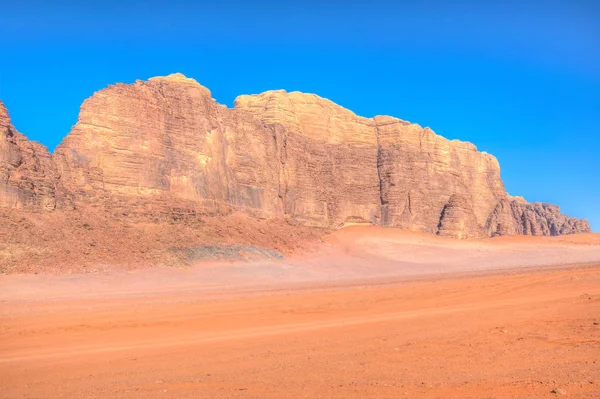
[[375, 125, 387, 226]]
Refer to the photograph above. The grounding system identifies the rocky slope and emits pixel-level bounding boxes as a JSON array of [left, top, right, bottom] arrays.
[[0, 74, 591, 238]]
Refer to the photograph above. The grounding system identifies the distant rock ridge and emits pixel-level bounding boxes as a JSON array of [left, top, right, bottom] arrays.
[[0, 74, 591, 237]]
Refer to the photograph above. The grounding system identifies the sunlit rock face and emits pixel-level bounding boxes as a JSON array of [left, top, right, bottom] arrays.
[[53, 73, 284, 220], [0, 101, 71, 211], [235, 90, 382, 227], [2, 74, 590, 237], [236, 90, 507, 234]]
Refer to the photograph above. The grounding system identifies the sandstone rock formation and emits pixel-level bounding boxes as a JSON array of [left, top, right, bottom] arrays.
[[485, 197, 591, 237], [0, 101, 70, 211], [437, 194, 483, 239], [235, 90, 382, 227], [53, 73, 283, 220], [0, 74, 591, 237], [234, 92, 507, 232]]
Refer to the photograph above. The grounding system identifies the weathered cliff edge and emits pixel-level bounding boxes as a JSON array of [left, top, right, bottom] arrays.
[[1, 74, 591, 238]]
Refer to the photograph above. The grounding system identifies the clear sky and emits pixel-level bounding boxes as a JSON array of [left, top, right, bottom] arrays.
[[2, 0, 599, 230]]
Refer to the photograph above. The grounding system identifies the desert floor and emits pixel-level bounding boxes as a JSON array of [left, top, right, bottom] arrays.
[[1, 227, 600, 398]]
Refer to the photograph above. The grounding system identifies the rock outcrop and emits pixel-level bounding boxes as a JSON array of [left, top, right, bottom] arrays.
[[374, 116, 505, 233], [0, 101, 70, 211], [0, 74, 591, 237], [437, 194, 483, 239], [235, 91, 512, 234], [53, 73, 283, 220], [234, 92, 507, 232], [485, 197, 591, 236], [235, 91, 381, 227]]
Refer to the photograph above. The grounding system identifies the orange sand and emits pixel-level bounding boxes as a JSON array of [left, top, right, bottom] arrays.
[[1, 227, 600, 398]]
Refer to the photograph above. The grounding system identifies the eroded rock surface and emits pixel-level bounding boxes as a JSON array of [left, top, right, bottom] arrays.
[[485, 197, 591, 236], [236, 91, 506, 233], [437, 194, 483, 239], [0, 101, 70, 211], [373, 116, 505, 233], [1, 74, 591, 237], [235, 91, 381, 227], [53, 73, 283, 220]]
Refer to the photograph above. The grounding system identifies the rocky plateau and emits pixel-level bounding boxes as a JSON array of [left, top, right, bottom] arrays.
[[0, 73, 591, 270]]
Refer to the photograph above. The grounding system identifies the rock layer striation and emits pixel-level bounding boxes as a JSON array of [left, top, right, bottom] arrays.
[[53, 73, 282, 220], [0, 101, 70, 211], [0, 74, 591, 237]]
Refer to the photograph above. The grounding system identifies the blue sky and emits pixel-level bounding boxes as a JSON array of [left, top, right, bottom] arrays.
[[2, 0, 599, 230]]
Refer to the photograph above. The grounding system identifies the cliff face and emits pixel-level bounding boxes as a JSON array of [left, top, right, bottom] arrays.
[[235, 91, 381, 227], [1, 74, 591, 237], [53, 74, 283, 219], [235, 90, 506, 232], [0, 101, 70, 211]]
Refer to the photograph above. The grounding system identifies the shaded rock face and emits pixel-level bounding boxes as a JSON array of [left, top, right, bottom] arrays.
[[0, 74, 591, 237], [0, 101, 70, 211], [485, 198, 591, 237], [437, 195, 483, 239]]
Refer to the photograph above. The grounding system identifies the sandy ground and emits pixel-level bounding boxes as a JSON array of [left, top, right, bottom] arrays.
[[1, 227, 600, 398]]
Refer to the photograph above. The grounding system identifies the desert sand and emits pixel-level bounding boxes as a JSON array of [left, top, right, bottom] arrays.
[[1, 227, 600, 398]]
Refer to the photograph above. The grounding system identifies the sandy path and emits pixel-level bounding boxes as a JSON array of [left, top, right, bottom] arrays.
[[2, 264, 599, 398]]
